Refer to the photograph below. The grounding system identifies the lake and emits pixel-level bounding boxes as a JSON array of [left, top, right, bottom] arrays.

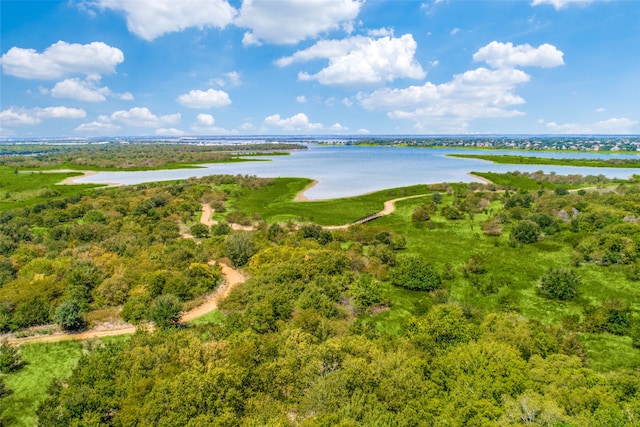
[[73, 145, 640, 199]]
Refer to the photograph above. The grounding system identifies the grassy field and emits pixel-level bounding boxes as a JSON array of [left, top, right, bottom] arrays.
[[0, 166, 100, 212], [450, 153, 640, 168], [230, 178, 430, 225]]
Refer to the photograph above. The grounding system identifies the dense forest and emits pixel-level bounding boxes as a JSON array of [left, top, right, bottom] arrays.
[[1, 144, 640, 425]]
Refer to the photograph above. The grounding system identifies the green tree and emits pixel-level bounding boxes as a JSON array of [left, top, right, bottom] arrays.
[[148, 294, 182, 330], [510, 220, 540, 245], [0, 338, 25, 373], [54, 299, 86, 331], [390, 257, 441, 291], [537, 267, 580, 300], [190, 223, 209, 238], [224, 233, 257, 268]]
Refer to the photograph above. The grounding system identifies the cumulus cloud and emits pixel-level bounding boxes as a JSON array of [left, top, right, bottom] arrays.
[[210, 71, 242, 88], [545, 118, 638, 134], [0, 41, 124, 79], [75, 118, 121, 133], [0, 108, 42, 126], [95, 0, 237, 41], [330, 123, 348, 132], [296, 95, 307, 103], [196, 113, 216, 126], [177, 89, 231, 109], [0, 106, 86, 128], [236, 0, 363, 45], [473, 41, 564, 69], [277, 34, 425, 85], [263, 113, 323, 131], [357, 67, 531, 132], [531, 0, 601, 9], [50, 78, 133, 102], [110, 107, 180, 127]]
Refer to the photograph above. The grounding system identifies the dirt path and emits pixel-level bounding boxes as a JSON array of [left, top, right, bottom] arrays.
[[7, 262, 245, 345], [200, 203, 214, 226], [323, 194, 427, 230]]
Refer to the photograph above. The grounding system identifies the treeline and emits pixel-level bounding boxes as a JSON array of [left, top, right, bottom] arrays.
[[0, 143, 306, 170], [37, 225, 640, 425]]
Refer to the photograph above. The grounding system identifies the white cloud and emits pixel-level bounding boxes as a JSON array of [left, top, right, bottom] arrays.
[[342, 98, 354, 107], [474, 41, 564, 69], [296, 95, 307, 103], [110, 107, 180, 127], [330, 123, 348, 132], [356, 128, 370, 134], [368, 27, 394, 37], [75, 119, 121, 133], [35, 106, 87, 119], [50, 78, 134, 102], [545, 118, 638, 134], [0, 108, 42, 126], [155, 128, 186, 136], [95, 0, 237, 41], [177, 88, 231, 109], [0, 41, 124, 79], [0, 106, 86, 128], [196, 113, 216, 126], [236, 0, 363, 45], [450, 27, 460, 36], [596, 107, 606, 113], [531, 0, 600, 9], [357, 67, 531, 132], [210, 71, 242, 88], [278, 34, 425, 85], [263, 113, 323, 131]]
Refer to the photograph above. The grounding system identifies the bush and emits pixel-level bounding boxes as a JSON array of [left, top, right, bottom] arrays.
[[148, 294, 182, 330], [120, 294, 152, 324], [54, 299, 86, 331], [224, 233, 257, 268], [510, 220, 540, 245], [441, 206, 465, 220], [537, 268, 580, 301], [190, 223, 210, 238], [391, 257, 441, 291], [0, 339, 25, 373]]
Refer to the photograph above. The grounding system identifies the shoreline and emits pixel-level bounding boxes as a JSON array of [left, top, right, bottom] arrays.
[[56, 170, 121, 187], [467, 172, 494, 185], [294, 179, 319, 202]]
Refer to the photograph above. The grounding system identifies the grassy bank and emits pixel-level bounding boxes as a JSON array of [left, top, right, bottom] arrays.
[[450, 153, 640, 168]]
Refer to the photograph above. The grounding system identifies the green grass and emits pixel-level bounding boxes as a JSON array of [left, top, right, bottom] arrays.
[[231, 178, 430, 225], [188, 309, 224, 326], [1, 336, 130, 426], [450, 153, 640, 168], [580, 333, 640, 372], [0, 166, 101, 212]]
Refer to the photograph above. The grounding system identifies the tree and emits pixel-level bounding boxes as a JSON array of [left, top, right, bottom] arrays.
[[390, 257, 441, 291], [148, 294, 182, 330], [537, 267, 580, 300], [0, 338, 25, 373], [190, 223, 210, 238], [510, 220, 540, 245], [225, 233, 257, 268], [54, 299, 86, 331]]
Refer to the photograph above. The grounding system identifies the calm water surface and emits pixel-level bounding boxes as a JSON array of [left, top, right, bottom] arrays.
[[75, 145, 640, 199]]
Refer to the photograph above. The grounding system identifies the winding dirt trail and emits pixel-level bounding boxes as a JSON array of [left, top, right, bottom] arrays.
[[323, 194, 427, 230], [7, 262, 245, 345]]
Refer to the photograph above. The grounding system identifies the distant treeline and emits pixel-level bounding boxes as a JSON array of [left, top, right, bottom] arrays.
[[0, 143, 306, 170]]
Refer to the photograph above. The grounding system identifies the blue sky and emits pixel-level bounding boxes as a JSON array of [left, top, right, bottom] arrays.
[[1, 0, 638, 138]]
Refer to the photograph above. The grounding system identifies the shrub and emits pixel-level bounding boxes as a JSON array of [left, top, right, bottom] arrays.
[[391, 257, 441, 291], [224, 233, 257, 268], [0, 339, 25, 373], [441, 206, 465, 220], [54, 299, 86, 331], [537, 268, 580, 301], [148, 294, 182, 330], [190, 223, 210, 238], [510, 220, 540, 245]]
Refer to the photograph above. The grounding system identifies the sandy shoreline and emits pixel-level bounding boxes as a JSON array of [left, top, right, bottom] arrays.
[[294, 179, 319, 201], [467, 172, 494, 185], [57, 170, 121, 187]]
